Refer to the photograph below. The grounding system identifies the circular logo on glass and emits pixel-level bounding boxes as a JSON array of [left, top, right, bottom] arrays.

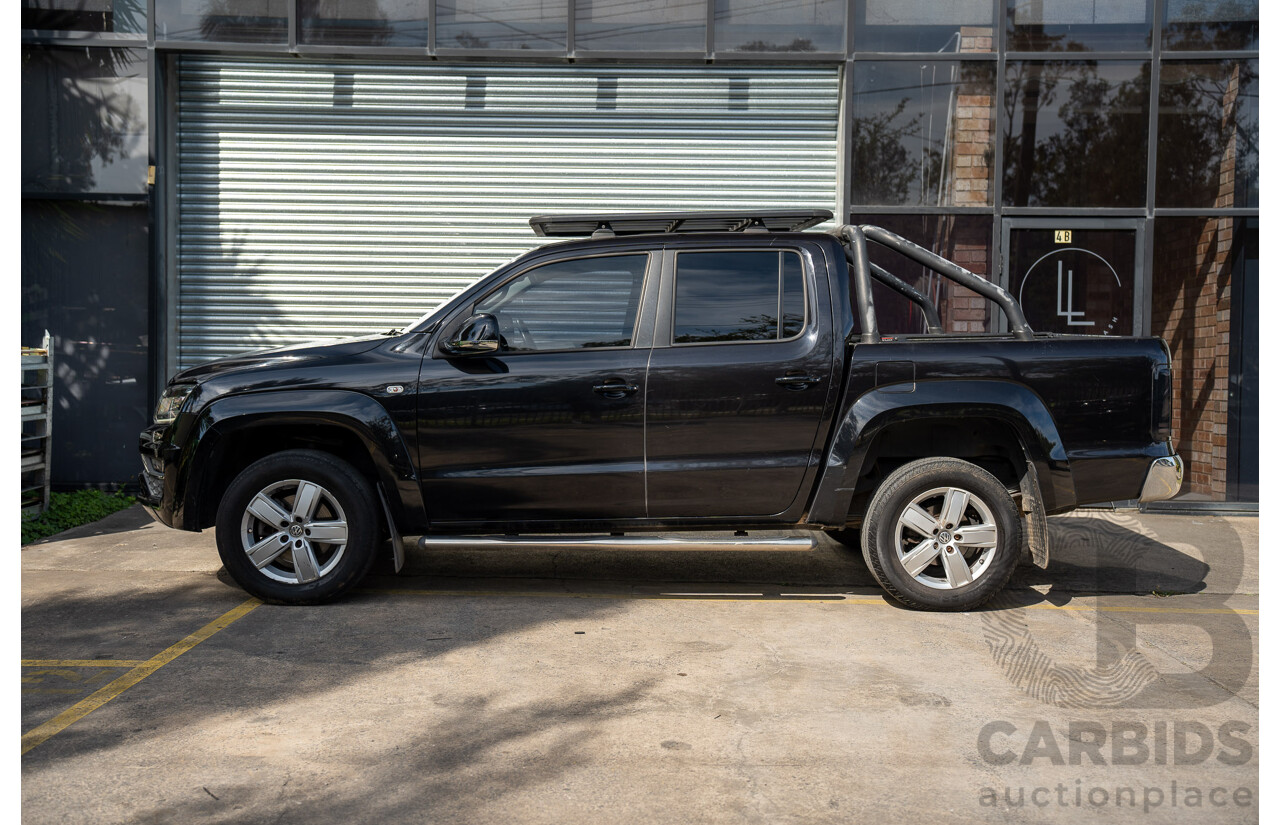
[[1017, 248, 1126, 336]]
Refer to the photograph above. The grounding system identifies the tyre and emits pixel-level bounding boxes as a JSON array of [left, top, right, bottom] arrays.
[[215, 449, 380, 604], [860, 457, 1021, 611]]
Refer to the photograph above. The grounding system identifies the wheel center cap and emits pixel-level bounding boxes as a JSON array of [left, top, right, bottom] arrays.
[[938, 530, 953, 543], [288, 524, 304, 538]]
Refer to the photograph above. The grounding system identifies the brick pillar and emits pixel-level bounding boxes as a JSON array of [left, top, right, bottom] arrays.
[[1149, 64, 1240, 499], [935, 28, 995, 332]]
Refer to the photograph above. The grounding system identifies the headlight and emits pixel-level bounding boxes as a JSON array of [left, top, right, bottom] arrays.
[[154, 384, 196, 424]]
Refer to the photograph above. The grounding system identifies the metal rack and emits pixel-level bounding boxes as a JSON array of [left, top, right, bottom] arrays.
[[21, 332, 53, 517]]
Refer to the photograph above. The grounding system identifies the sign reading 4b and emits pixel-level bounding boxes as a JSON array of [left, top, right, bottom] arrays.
[[1054, 230, 1072, 244]]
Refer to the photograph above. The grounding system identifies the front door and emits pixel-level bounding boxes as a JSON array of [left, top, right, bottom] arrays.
[[644, 246, 836, 518], [1002, 219, 1145, 335], [416, 252, 654, 523]]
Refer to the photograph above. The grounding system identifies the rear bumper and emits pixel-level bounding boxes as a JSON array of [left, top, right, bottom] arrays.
[[1138, 455, 1184, 503]]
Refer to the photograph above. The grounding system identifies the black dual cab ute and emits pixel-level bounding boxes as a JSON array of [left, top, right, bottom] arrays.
[[139, 209, 1183, 611]]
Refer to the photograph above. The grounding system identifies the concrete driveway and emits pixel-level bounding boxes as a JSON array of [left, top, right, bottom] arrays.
[[21, 507, 1258, 823]]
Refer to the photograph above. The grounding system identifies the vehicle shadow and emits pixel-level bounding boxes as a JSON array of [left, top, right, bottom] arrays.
[[394, 512, 1228, 605]]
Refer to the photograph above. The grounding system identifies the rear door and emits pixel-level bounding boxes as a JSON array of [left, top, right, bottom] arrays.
[[644, 243, 837, 518]]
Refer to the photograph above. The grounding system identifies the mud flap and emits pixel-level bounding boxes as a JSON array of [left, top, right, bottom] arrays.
[[1018, 457, 1051, 569], [377, 484, 405, 573]]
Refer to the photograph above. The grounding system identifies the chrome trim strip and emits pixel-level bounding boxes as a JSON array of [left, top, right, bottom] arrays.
[[1138, 455, 1184, 503], [417, 534, 816, 552]]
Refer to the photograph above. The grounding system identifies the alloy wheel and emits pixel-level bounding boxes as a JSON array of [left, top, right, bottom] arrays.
[[893, 486, 999, 590], [238, 478, 349, 585]]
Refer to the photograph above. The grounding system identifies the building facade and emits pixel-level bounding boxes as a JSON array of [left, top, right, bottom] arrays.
[[21, 0, 1258, 502]]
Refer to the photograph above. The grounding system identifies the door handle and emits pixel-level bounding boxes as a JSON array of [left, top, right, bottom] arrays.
[[775, 373, 824, 389], [592, 380, 639, 398]]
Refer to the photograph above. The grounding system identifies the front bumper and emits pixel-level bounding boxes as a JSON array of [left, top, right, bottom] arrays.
[[1138, 455, 1184, 503], [138, 425, 178, 527]]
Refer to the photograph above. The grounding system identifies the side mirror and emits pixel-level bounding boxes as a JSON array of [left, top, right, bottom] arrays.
[[445, 313, 501, 355]]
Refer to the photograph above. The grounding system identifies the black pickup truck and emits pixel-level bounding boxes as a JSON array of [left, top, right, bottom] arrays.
[[138, 210, 1182, 611]]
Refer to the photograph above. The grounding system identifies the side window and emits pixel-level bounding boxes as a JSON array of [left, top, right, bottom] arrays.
[[673, 250, 806, 344], [474, 254, 649, 352]]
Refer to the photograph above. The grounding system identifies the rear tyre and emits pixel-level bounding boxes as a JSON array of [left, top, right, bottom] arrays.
[[860, 457, 1020, 611], [215, 449, 380, 605]]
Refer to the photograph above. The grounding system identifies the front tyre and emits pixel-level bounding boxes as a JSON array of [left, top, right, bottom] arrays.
[[861, 457, 1021, 611], [215, 449, 380, 605]]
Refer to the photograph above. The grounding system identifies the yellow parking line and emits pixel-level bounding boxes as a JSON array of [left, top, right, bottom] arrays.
[[359, 588, 1256, 615], [20, 597, 261, 756], [22, 660, 149, 668]]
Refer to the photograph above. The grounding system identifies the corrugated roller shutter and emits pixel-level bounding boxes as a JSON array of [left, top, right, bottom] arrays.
[[175, 58, 839, 368]]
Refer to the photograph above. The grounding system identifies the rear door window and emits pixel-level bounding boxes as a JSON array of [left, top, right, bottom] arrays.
[[673, 250, 805, 344]]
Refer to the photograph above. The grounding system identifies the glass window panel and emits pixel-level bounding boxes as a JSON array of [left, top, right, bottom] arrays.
[[1002, 60, 1149, 207], [574, 0, 705, 52], [1163, 0, 1258, 51], [22, 201, 151, 486], [781, 253, 805, 337], [475, 255, 648, 351], [155, 0, 287, 43], [22, 47, 148, 196], [850, 61, 996, 207], [1157, 60, 1257, 208], [674, 251, 805, 343], [300, 1, 430, 47], [714, 0, 844, 53], [853, 0, 994, 53], [850, 214, 994, 334], [1006, 0, 1152, 51], [23, 1, 146, 35], [438, 0, 567, 50], [1007, 227, 1135, 335]]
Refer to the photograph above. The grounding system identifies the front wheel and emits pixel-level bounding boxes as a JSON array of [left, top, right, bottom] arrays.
[[215, 449, 380, 605], [861, 457, 1021, 611]]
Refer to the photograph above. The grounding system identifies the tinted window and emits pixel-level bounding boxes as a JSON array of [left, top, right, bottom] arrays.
[[1157, 60, 1258, 209], [714, 0, 845, 53], [1163, 0, 1258, 50], [853, 0, 994, 53], [475, 254, 648, 351], [24, 0, 146, 34], [1003, 60, 1150, 207], [575, 0, 705, 51], [850, 61, 996, 207], [300, 1, 430, 47], [438, 0, 566, 50], [1006, 0, 1152, 52], [674, 251, 805, 344], [155, 0, 286, 43]]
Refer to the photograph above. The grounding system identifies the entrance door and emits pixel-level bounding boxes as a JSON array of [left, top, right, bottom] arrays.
[[1002, 220, 1145, 336]]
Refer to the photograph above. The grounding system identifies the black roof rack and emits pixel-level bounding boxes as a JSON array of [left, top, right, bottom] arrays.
[[529, 209, 833, 238]]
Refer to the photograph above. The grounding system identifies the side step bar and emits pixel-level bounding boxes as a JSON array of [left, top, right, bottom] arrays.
[[417, 534, 817, 552]]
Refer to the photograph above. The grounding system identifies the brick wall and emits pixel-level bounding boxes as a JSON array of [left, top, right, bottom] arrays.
[[1148, 64, 1241, 499]]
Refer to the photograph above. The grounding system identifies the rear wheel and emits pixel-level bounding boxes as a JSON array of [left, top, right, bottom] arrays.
[[861, 457, 1020, 611], [215, 449, 379, 604]]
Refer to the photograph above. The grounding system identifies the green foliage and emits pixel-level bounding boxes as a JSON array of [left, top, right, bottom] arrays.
[[21, 489, 135, 545]]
